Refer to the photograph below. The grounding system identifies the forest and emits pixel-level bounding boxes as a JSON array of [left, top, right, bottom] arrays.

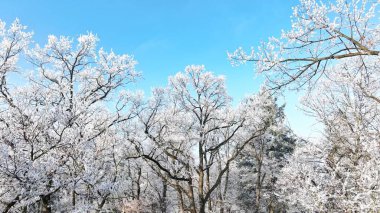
[[0, 0, 379, 212]]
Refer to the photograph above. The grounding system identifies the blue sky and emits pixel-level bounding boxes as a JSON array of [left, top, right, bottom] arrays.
[[0, 0, 321, 138]]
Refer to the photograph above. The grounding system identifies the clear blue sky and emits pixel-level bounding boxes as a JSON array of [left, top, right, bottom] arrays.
[[0, 0, 320, 138]]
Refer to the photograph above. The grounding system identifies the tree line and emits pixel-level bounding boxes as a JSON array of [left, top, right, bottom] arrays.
[[0, 0, 379, 212]]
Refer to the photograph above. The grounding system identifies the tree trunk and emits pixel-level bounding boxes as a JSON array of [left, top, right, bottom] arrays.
[[198, 140, 205, 213], [188, 179, 197, 213], [72, 189, 76, 207], [198, 141, 204, 205], [176, 183, 185, 213], [255, 160, 262, 213], [95, 196, 108, 213], [199, 203, 206, 213], [137, 167, 142, 200], [40, 195, 51, 213], [219, 189, 224, 213], [218, 159, 224, 213], [161, 181, 167, 213]]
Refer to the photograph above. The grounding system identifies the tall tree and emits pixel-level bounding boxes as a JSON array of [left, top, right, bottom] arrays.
[[133, 65, 278, 213], [234, 103, 296, 212], [0, 19, 140, 212], [276, 57, 380, 211]]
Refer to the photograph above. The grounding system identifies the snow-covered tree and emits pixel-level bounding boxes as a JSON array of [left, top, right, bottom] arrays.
[[277, 56, 380, 211], [234, 101, 296, 212], [229, 0, 380, 90], [228, 1, 380, 210], [133, 66, 279, 213], [0, 19, 141, 212]]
